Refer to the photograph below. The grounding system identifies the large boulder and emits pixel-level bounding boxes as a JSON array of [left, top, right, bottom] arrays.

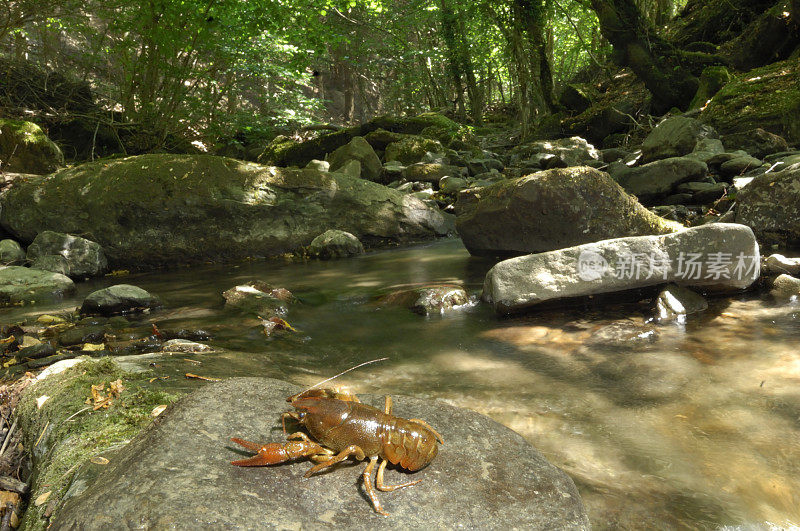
[[455, 167, 681, 257], [482, 223, 760, 314], [80, 284, 162, 316], [308, 229, 364, 259], [26, 231, 107, 278], [721, 128, 789, 159], [326, 136, 382, 182], [0, 265, 74, 306], [0, 155, 449, 269], [0, 239, 26, 265], [510, 137, 601, 167], [641, 116, 718, 163], [385, 136, 445, 165], [612, 157, 708, 204], [0, 118, 64, 174], [736, 167, 800, 246], [701, 58, 800, 145], [51, 377, 589, 529]]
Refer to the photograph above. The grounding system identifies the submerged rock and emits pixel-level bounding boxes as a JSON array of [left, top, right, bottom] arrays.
[[0, 155, 449, 269], [308, 229, 364, 259], [736, 167, 800, 245], [0, 266, 74, 306], [770, 274, 800, 299], [80, 284, 161, 316], [222, 282, 289, 316], [26, 231, 107, 278], [455, 166, 681, 257], [656, 285, 708, 321], [482, 224, 759, 314], [0, 118, 64, 174], [377, 284, 470, 315], [51, 377, 590, 529]]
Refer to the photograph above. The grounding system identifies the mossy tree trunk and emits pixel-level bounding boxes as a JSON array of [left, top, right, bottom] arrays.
[[590, 0, 699, 112], [512, 0, 555, 136]]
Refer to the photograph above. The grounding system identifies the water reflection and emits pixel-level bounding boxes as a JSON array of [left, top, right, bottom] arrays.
[[2, 238, 799, 529]]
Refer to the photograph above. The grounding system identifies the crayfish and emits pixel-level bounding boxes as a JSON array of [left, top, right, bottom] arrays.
[[230, 387, 443, 516]]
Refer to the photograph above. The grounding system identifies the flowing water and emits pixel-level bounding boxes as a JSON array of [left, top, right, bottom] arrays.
[[3, 238, 800, 529]]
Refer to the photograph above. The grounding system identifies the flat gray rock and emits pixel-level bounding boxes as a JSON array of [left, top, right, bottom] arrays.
[[483, 223, 760, 314], [80, 284, 161, 316], [53, 378, 589, 530]]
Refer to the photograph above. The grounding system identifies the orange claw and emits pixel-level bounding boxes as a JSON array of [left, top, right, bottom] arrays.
[[230, 437, 325, 466]]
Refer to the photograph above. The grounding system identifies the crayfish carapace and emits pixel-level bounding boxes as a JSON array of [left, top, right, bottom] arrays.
[[230, 388, 444, 516]]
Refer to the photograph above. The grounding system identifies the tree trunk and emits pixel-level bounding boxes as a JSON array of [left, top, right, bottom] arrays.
[[512, 0, 555, 136], [590, 0, 698, 112], [440, 0, 466, 118]]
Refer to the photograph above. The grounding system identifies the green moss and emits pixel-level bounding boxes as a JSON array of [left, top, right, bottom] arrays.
[[17, 357, 181, 530], [0, 118, 64, 173], [701, 58, 800, 142], [384, 136, 444, 164]]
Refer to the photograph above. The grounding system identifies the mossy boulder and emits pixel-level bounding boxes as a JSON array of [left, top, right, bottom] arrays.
[[326, 136, 382, 181], [700, 58, 800, 144], [257, 113, 466, 168], [455, 167, 682, 257], [0, 155, 448, 269], [26, 231, 108, 278], [308, 229, 364, 259], [385, 136, 445, 165], [16, 358, 181, 530], [0, 239, 26, 265], [0, 266, 75, 306], [689, 66, 733, 110], [0, 118, 64, 174]]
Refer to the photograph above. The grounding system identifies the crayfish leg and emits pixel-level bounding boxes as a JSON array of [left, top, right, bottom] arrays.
[[363, 456, 389, 516], [375, 458, 423, 492], [304, 444, 366, 478]]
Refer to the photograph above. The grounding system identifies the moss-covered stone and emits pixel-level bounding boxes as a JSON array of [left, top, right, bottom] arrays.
[[0, 118, 64, 174], [385, 136, 445, 165], [0, 154, 449, 269], [17, 358, 181, 530], [455, 166, 682, 257], [689, 66, 733, 110], [700, 58, 800, 144]]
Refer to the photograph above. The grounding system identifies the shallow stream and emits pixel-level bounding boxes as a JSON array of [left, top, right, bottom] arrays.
[[4, 238, 800, 529]]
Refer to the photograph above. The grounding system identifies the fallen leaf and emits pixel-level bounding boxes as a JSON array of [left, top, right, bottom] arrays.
[[0, 491, 20, 506], [36, 314, 66, 324], [105, 270, 130, 277], [34, 490, 51, 506], [2, 358, 17, 368], [36, 395, 49, 409], [90, 456, 110, 465], [151, 404, 167, 417], [0, 336, 15, 346], [10, 509, 19, 527], [267, 316, 297, 332], [185, 373, 221, 382], [82, 343, 106, 351], [21, 336, 41, 347], [183, 358, 201, 365], [108, 379, 124, 398]]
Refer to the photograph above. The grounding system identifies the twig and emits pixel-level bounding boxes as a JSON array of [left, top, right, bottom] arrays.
[[0, 502, 14, 531], [0, 418, 17, 457], [0, 475, 28, 494], [64, 406, 90, 423], [34, 421, 49, 448]]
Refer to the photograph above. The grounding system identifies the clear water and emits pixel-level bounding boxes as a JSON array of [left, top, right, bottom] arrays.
[[3, 238, 800, 530]]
